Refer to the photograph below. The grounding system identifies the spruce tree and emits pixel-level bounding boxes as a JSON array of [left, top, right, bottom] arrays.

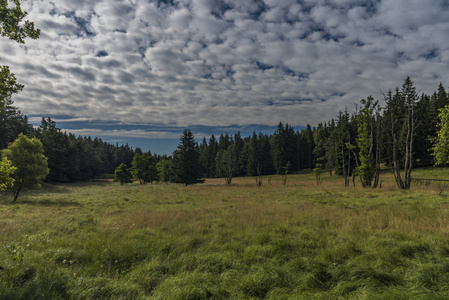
[[171, 129, 202, 185]]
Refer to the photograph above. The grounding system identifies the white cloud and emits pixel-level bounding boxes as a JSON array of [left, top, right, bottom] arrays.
[[2, 0, 449, 138]]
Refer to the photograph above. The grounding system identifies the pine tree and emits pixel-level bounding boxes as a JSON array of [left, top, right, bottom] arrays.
[[37, 117, 70, 182], [0, 96, 32, 149], [383, 77, 418, 189], [324, 119, 338, 176], [171, 129, 202, 185], [271, 123, 297, 174], [313, 123, 328, 171], [207, 135, 218, 178]]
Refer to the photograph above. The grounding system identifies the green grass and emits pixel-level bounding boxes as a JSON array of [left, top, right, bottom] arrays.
[[2, 170, 449, 299]]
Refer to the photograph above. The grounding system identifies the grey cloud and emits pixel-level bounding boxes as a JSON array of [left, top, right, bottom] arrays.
[[4, 0, 449, 133]]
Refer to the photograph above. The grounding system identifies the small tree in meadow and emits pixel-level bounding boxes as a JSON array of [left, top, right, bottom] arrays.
[[2, 133, 49, 201], [356, 96, 380, 188], [114, 163, 133, 185], [131, 152, 158, 184]]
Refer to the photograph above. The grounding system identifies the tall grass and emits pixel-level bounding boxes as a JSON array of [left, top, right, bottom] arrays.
[[2, 170, 449, 298]]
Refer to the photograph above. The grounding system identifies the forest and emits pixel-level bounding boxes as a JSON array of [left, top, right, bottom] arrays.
[[1, 75, 449, 192], [2, 1, 449, 193]]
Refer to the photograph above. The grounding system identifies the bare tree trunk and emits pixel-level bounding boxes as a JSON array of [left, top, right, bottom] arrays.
[[13, 185, 22, 202], [405, 101, 415, 189], [373, 113, 381, 188], [347, 138, 351, 187], [256, 163, 262, 186], [350, 146, 359, 187], [390, 106, 404, 189]]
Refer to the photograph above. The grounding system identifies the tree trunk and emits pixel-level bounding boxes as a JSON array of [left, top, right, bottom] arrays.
[[373, 113, 381, 188], [256, 163, 262, 186], [13, 185, 22, 202]]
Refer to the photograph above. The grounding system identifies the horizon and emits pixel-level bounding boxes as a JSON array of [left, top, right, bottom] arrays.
[[3, 0, 449, 154]]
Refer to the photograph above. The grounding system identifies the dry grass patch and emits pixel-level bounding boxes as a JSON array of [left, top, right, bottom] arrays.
[[2, 170, 449, 298]]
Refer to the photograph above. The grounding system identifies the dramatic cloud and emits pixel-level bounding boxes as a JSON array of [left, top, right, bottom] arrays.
[[2, 0, 449, 152]]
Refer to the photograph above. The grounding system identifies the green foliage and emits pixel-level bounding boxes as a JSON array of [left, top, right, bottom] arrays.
[[157, 159, 173, 183], [247, 131, 273, 177], [0, 94, 32, 150], [217, 145, 236, 184], [271, 123, 298, 174], [0, 65, 23, 113], [0, 157, 15, 191], [356, 96, 379, 187], [432, 106, 449, 165], [0, 0, 40, 43], [171, 129, 202, 185], [0, 0, 40, 113], [114, 163, 133, 185], [2, 133, 49, 201], [131, 152, 158, 184], [313, 123, 328, 171], [31, 118, 138, 182]]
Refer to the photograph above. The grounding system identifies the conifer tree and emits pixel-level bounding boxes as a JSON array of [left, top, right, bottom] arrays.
[[383, 77, 417, 189], [171, 129, 202, 185], [271, 123, 297, 174]]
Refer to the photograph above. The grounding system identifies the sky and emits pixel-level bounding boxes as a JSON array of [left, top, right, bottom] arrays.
[[2, 0, 449, 155]]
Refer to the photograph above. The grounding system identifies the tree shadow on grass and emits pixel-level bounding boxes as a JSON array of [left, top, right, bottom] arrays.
[[15, 199, 81, 207], [0, 185, 80, 207], [0, 196, 81, 207]]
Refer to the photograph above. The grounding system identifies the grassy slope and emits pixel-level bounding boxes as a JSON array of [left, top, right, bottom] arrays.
[[1, 169, 449, 299]]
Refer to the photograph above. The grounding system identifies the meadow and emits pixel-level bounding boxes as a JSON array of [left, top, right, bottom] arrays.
[[2, 169, 449, 299]]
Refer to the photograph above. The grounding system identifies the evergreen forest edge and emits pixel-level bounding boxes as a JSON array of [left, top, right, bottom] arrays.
[[2, 76, 449, 189]]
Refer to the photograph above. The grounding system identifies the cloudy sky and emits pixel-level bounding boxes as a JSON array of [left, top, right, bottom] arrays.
[[2, 0, 449, 154]]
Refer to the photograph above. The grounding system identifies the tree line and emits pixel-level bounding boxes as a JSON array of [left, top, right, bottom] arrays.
[[2, 76, 449, 193], [0, 105, 139, 182], [2, 1, 449, 195], [188, 78, 448, 189], [117, 77, 449, 188]]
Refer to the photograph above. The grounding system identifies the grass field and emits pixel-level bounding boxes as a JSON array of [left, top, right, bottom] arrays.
[[2, 168, 449, 299]]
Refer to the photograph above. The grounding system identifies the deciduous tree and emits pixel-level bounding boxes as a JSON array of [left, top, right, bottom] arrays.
[[0, 157, 15, 191], [114, 163, 133, 185], [131, 152, 158, 184], [0, 0, 40, 112], [356, 96, 380, 188], [2, 133, 49, 201], [431, 106, 449, 165]]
